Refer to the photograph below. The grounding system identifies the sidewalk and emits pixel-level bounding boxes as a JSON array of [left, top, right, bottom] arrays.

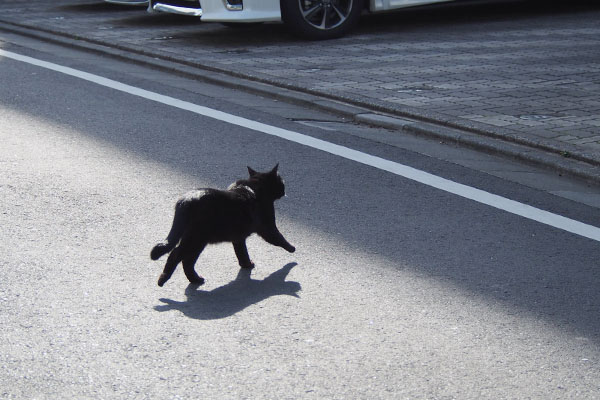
[[1, 0, 599, 182]]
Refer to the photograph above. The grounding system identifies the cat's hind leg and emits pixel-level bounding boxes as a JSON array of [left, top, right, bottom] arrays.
[[182, 245, 206, 285], [233, 241, 255, 269], [158, 246, 184, 287]]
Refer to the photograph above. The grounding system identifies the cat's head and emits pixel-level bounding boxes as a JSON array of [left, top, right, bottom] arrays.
[[247, 164, 286, 200]]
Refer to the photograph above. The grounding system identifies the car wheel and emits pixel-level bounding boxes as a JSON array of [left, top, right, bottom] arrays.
[[281, 0, 362, 39]]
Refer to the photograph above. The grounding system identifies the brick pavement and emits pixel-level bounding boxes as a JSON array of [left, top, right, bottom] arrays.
[[1, 0, 599, 175]]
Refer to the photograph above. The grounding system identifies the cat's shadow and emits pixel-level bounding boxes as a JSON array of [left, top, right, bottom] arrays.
[[154, 262, 300, 320]]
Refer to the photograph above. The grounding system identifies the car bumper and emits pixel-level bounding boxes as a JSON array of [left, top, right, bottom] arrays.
[[149, 0, 280, 22]]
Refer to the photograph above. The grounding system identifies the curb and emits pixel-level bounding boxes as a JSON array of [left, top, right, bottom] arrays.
[[1, 19, 599, 185]]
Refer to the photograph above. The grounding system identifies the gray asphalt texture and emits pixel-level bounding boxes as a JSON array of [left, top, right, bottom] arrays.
[[1, 30, 600, 398], [0, 0, 599, 182]]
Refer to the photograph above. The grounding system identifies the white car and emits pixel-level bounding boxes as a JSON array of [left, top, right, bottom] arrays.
[[148, 0, 457, 39]]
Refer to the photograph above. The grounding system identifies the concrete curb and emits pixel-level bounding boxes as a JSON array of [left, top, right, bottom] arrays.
[[1, 20, 599, 185]]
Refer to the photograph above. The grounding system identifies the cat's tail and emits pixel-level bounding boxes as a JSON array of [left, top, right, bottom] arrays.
[[151, 200, 188, 260]]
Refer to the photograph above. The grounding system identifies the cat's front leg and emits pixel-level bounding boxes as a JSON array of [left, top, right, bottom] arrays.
[[233, 241, 255, 269], [259, 228, 296, 253]]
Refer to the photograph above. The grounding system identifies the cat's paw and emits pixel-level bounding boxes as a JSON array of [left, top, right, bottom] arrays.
[[240, 261, 255, 269], [188, 276, 205, 285], [157, 273, 169, 287]]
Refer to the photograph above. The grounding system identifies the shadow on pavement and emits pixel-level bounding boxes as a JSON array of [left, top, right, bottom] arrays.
[[154, 263, 300, 319], [356, 0, 600, 36], [112, 17, 296, 45], [55, 2, 147, 13], [112, 13, 203, 28]]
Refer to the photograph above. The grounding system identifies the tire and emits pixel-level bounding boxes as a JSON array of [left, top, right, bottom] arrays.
[[281, 0, 362, 40]]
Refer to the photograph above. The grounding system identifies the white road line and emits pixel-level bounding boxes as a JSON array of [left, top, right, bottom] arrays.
[[2, 49, 599, 242]]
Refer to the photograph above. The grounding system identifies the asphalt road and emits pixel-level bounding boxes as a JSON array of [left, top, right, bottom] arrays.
[[2, 0, 600, 173], [1, 35, 599, 398]]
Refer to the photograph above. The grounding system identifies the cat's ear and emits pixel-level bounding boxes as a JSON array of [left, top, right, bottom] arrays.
[[270, 163, 279, 175], [247, 166, 258, 177]]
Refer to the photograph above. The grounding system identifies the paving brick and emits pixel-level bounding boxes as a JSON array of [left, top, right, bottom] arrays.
[[1, 0, 599, 167]]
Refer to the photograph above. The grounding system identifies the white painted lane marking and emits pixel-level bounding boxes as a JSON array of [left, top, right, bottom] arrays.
[[2, 49, 599, 242]]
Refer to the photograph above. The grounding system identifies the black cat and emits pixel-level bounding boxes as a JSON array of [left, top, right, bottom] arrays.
[[151, 165, 295, 287]]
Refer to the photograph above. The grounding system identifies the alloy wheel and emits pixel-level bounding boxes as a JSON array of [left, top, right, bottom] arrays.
[[298, 0, 353, 30]]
